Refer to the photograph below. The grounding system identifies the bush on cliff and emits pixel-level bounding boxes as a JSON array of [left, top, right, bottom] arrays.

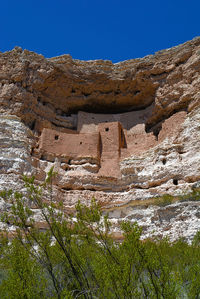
[[0, 169, 199, 298]]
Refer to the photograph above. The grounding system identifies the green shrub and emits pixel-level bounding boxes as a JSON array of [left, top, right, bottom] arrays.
[[154, 194, 174, 207], [179, 190, 200, 202], [0, 169, 200, 298]]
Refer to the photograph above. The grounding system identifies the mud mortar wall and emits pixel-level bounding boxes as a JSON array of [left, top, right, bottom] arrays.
[[39, 128, 100, 161]]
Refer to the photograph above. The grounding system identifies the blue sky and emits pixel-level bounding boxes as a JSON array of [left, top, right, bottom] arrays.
[[1, 0, 200, 62]]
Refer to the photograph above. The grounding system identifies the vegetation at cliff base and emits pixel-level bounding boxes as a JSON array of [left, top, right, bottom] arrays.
[[0, 170, 199, 298]]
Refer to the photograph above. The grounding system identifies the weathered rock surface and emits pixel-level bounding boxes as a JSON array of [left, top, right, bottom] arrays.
[[1, 38, 200, 241]]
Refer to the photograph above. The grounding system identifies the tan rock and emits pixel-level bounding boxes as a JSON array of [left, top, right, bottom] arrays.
[[1, 37, 200, 241]]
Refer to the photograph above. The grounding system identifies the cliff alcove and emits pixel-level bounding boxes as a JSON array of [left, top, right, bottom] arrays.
[[1, 37, 200, 241]]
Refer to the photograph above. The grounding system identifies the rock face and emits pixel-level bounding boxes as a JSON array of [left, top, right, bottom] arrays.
[[1, 38, 200, 241]]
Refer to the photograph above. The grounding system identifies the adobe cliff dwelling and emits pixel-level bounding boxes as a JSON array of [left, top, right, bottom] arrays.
[[1, 37, 200, 241], [36, 109, 187, 180]]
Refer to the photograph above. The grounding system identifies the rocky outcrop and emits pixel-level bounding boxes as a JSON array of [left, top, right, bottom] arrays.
[[1, 37, 200, 241]]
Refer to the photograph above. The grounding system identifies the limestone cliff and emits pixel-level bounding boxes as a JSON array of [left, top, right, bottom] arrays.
[[1, 37, 200, 241]]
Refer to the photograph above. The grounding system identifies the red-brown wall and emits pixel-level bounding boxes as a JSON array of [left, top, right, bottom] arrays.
[[39, 128, 100, 160]]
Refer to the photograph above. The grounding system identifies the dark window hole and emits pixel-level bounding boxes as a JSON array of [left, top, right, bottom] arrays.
[[30, 120, 36, 131], [62, 187, 72, 191], [173, 179, 178, 185], [162, 158, 167, 165], [83, 92, 90, 96], [145, 123, 162, 141], [153, 129, 160, 141], [55, 135, 59, 140], [87, 188, 96, 191], [105, 127, 109, 132], [40, 155, 45, 161], [80, 141, 82, 145], [134, 90, 140, 96]]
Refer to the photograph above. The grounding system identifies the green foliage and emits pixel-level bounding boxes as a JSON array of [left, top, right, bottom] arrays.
[[179, 189, 200, 202], [0, 168, 200, 298], [0, 238, 47, 299], [153, 189, 200, 207], [154, 194, 174, 207], [151, 189, 200, 207]]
